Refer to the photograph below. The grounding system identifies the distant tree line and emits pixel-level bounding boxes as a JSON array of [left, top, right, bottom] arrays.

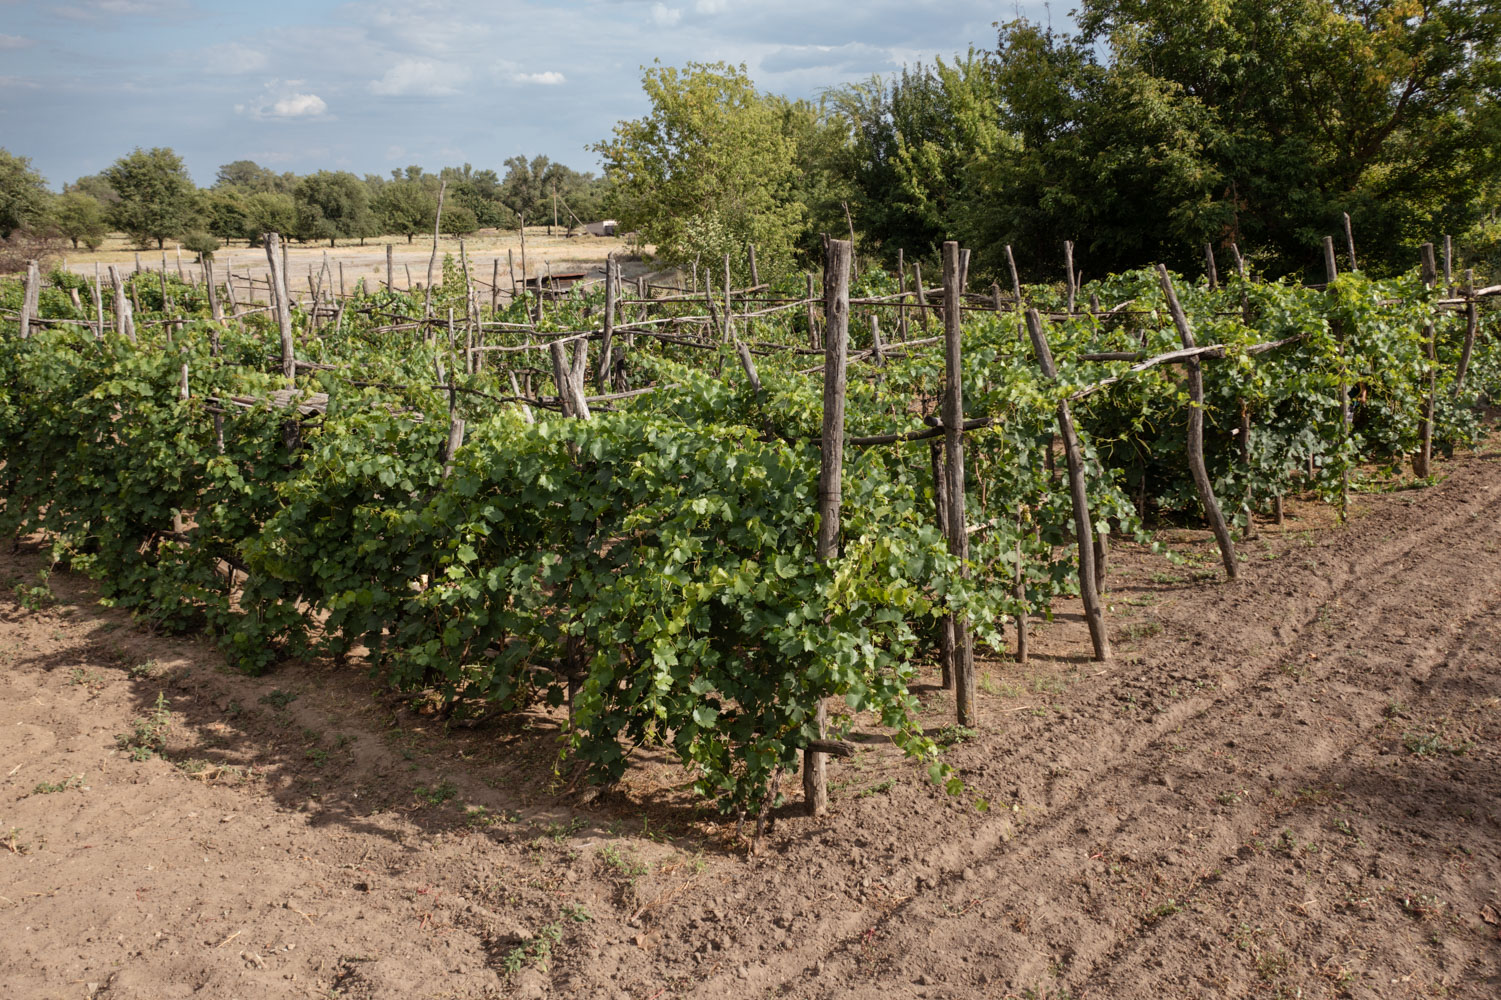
[[0, 147, 610, 258], [595, 0, 1501, 282]]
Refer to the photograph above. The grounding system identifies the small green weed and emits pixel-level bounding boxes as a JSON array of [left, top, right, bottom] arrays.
[[414, 780, 457, 805], [259, 689, 298, 709], [1404, 728, 1473, 758], [935, 724, 977, 747], [856, 778, 896, 798], [129, 660, 158, 679], [14, 569, 54, 611], [31, 774, 85, 795], [501, 923, 562, 976], [116, 692, 171, 760]]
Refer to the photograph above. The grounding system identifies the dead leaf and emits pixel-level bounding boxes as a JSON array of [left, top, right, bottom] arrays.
[[1481, 904, 1499, 926]]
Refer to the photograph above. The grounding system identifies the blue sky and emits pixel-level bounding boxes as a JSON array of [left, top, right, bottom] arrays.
[[0, 0, 1056, 189]]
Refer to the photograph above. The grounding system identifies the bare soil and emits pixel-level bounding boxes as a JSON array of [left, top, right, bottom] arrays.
[[3, 439, 1499, 1000]]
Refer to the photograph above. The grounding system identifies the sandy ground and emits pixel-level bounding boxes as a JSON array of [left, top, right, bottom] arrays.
[[57, 229, 642, 299], [2, 437, 1500, 999]]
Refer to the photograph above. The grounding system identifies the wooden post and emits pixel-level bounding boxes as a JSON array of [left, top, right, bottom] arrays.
[[225, 266, 240, 316], [93, 263, 105, 339], [423, 179, 447, 318], [491, 258, 499, 315], [929, 439, 955, 688], [1456, 269, 1478, 393], [1064, 240, 1077, 312], [386, 244, 393, 290], [913, 261, 930, 332], [747, 243, 759, 287], [1414, 243, 1438, 477], [940, 241, 977, 725], [869, 314, 884, 367], [265, 232, 296, 384], [442, 418, 466, 479], [1443, 235, 1453, 294], [204, 256, 222, 321], [18, 260, 39, 339], [805, 273, 819, 350], [1013, 508, 1029, 664], [108, 265, 134, 341], [1005, 244, 1024, 341], [897, 248, 909, 341], [1324, 236, 1351, 517], [806, 237, 852, 818], [338, 259, 345, 299], [1204, 244, 1219, 291], [1156, 266, 1239, 579], [598, 255, 615, 392], [1026, 308, 1111, 660], [1343, 212, 1357, 272]]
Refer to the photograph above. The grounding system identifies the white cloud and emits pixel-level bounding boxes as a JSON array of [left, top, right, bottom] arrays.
[[0, 34, 34, 49], [270, 93, 327, 117], [514, 71, 566, 86], [650, 3, 681, 27], [695, 0, 728, 13], [53, 0, 187, 20], [369, 58, 464, 97], [235, 82, 330, 120]]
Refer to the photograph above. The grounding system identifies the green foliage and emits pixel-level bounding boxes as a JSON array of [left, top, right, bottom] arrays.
[[0, 148, 50, 240], [294, 170, 376, 246], [104, 147, 200, 250], [51, 192, 109, 250], [181, 230, 220, 258], [595, 62, 806, 279], [2, 253, 1495, 821], [371, 174, 436, 243]]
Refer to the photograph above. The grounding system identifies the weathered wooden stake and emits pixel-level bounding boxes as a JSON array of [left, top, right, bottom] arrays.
[[1342, 212, 1357, 272], [1414, 243, 1438, 477], [1156, 266, 1239, 579], [1205, 244, 1219, 290], [265, 233, 296, 384], [929, 439, 955, 689], [386, 244, 394, 290], [940, 241, 977, 725], [598, 255, 616, 392], [1026, 308, 1111, 660], [806, 237, 852, 818], [1064, 240, 1077, 312], [19, 260, 39, 339], [1456, 269, 1478, 393], [204, 256, 222, 321]]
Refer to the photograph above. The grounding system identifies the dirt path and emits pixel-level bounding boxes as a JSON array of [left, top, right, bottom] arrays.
[[2, 442, 1499, 999]]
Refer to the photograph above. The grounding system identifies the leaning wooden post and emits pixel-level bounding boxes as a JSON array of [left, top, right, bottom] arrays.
[[896, 248, 909, 341], [1026, 308, 1111, 660], [913, 261, 930, 332], [1414, 243, 1438, 477], [1342, 212, 1357, 272], [1443, 235, 1453, 295], [108, 265, 135, 341], [940, 241, 978, 725], [1204, 244, 1219, 291], [265, 232, 296, 385], [747, 243, 760, 287], [204, 256, 223, 321], [1456, 269, 1478, 393], [1156, 266, 1239, 579], [806, 237, 852, 818], [491, 258, 499, 315], [1005, 244, 1025, 341], [385, 244, 394, 290]]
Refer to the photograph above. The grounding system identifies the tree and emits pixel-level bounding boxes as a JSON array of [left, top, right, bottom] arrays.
[[441, 163, 513, 229], [371, 175, 436, 242], [593, 62, 805, 278], [500, 155, 608, 231], [201, 187, 251, 245], [0, 148, 50, 239], [439, 204, 479, 236], [103, 147, 199, 250], [242, 191, 297, 245], [293, 170, 374, 246], [215, 159, 295, 194], [52, 191, 109, 249], [66, 173, 119, 208]]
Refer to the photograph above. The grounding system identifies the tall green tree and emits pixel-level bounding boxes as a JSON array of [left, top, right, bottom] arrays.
[[52, 191, 109, 249], [103, 147, 200, 250], [371, 173, 437, 242], [594, 62, 806, 277], [0, 149, 51, 239], [293, 170, 375, 246], [215, 159, 296, 194]]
